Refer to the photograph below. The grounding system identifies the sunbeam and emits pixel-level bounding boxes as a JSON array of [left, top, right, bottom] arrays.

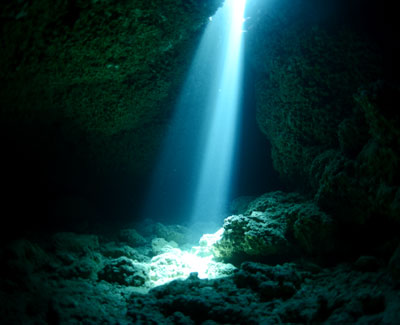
[[143, 0, 247, 235]]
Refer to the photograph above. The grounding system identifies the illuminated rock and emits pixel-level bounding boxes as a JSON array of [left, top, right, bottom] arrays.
[[213, 192, 334, 261], [100, 242, 149, 262], [213, 212, 290, 259], [149, 230, 235, 286], [151, 238, 179, 255]]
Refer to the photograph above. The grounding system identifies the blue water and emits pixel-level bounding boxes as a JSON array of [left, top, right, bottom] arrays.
[[143, 0, 247, 231]]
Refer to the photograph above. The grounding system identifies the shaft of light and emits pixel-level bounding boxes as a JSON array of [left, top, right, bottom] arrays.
[[191, 0, 247, 224], [141, 0, 247, 229]]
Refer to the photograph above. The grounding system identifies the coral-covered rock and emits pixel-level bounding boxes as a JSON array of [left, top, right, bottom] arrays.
[[100, 242, 149, 262], [213, 213, 290, 259], [98, 257, 150, 286], [118, 228, 147, 247], [213, 192, 334, 261]]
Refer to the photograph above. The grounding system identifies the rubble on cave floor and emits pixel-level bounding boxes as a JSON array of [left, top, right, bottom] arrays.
[[1, 215, 399, 324]]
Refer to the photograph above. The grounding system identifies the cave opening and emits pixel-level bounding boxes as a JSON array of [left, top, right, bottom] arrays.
[[1, 0, 400, 323]]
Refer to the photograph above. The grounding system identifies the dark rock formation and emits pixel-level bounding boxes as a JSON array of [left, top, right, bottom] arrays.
[[314, 83, 400, 226], [245, 0, 400, 257], [133, 262, 398, 324], [0, 0, 223, 231], [1, 222, 399, 324], [98, 256, 150, 286], [118, 228, 147, 247], [0, 236, 394, 323], [252, 23, 380, 187], [389, 244, 400, 281]]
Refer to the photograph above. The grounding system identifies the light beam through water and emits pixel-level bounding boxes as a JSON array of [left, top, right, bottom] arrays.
[[143, 0, 247, 233], [191, 0, 247, 224]]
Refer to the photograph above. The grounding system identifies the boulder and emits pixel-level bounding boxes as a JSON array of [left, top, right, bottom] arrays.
[[213, 213, 290, 259], [213, 192, 334, 261], [98, 257, 150, 287]]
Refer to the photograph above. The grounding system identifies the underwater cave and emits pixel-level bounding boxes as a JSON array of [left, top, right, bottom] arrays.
[[1, 0, 400, 323]]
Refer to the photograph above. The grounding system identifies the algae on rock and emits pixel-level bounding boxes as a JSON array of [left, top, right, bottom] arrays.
[[213, 192, 334, 262]]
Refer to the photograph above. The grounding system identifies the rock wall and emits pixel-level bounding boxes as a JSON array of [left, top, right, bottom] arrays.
[[0, 0, 223, 229], [246, 0, 400, 232]]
